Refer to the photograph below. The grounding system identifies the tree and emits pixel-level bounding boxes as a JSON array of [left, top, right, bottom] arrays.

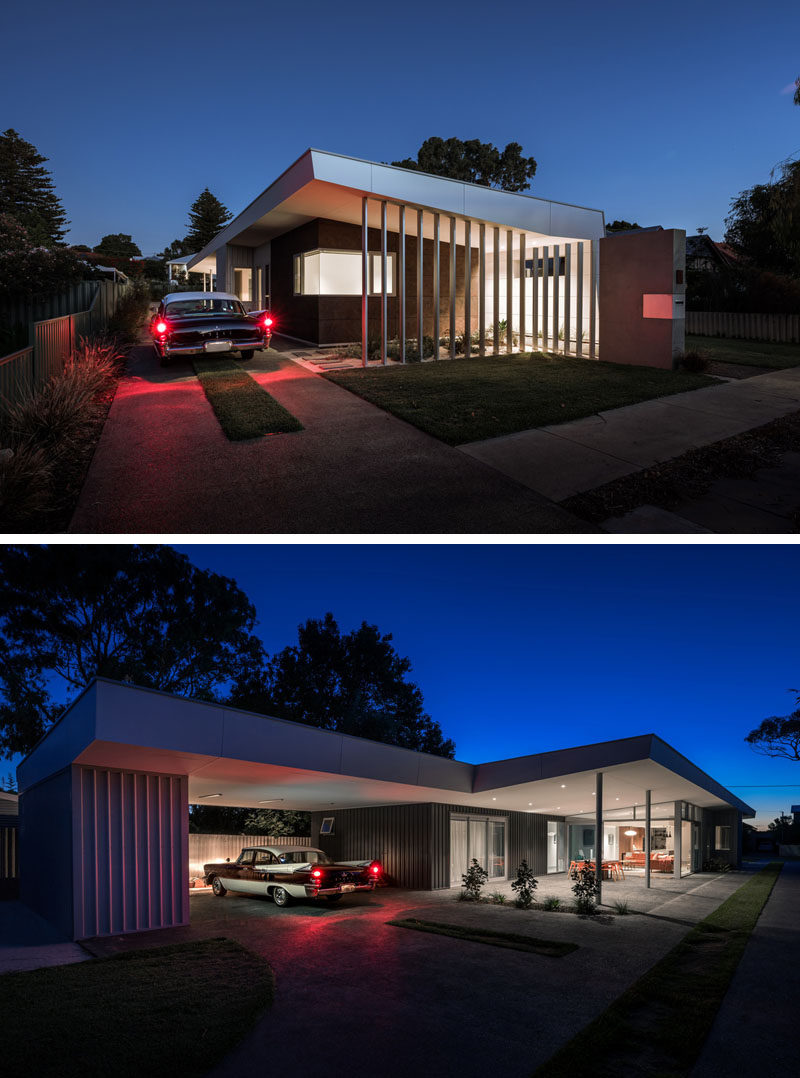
[[0, 129, 69, 246], [244, 809, 310, 836], [724, 159, 800, 277], [606, 220, 641, 233], [185, 188, 232, 251], [93, 234, 142, 259], [392, 137, 537, 192], [0, 545, 267, 756], [158, 237, 191, 261], [794, 76, 800, 107], [745, 711, 800, 761], [228, 612, 455, 758], [0, 213, 83, 298]]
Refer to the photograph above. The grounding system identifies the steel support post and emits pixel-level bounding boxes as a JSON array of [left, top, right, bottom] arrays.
[[595, 771, 603, 905], [361, 197, 369, 367], [541, 246, 549, 350], [380, 200, 388, 366], [449, 216, 457, 359], [433, 213, 440, 359], [506, 230, 513, 353], [398, 204, 406, 363], [531, 247, 539, 352], [576, 242, 584, 358], [479, 223, 486, 357], [589, 240, 597, 359], [417, 210, 424, 357], [519, 232, 526, 352], [493, 227, 500, 354], [645, 789, 651, 889], [464, 220, 471, 358], [674, 802, 682, 879], [564, 244, 572, 356], [552, 244, 560, 353]]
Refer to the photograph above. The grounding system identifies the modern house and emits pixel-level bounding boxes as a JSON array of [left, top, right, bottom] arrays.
[[186, 148, 612, 361], [16, 680, 752, 940]]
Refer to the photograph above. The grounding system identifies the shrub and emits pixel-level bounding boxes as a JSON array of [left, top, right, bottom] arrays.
[[106, 282, 151, 342], [702, 858, 733, 873], [65, 336, 124, 397], [510, 859, 538, 909], [488, 890, 507, 904], [3, 373, 98, 455], [677, 349, 710, 373], [461, 858, 488, 901], [0, 444, 53, 523], [571, 863, 600, 914], [540, 895, 561, 911], [613, 899, 630, 915]]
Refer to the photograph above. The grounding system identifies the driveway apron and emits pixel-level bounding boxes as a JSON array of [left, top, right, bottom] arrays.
[[69, 345, 594, 534]]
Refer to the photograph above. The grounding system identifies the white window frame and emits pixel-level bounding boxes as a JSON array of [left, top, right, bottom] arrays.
[[292, 248, 396, 297], [449, 813, 508, 884]]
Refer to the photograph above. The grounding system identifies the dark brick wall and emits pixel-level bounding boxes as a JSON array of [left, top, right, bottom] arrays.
[[271, 217, 479, 345]]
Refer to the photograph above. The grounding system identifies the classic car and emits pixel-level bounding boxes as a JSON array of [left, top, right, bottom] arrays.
[[203, 845, 382, 907], [150, 291, 273, 365]]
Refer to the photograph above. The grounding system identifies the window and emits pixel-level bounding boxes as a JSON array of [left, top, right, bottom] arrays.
[[320, 817, 334, 835], [450, 815, 507, 884], [715, 825, 732, 851], [254, 850, 276, 866], [234, 268, 252, 302], [237, 850, 255, 865], [293, 249, 395, 296]]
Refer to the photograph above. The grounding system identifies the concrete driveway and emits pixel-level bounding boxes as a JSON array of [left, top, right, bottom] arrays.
[[69, 343, 593, 534], [81, 872, 748, 1076]]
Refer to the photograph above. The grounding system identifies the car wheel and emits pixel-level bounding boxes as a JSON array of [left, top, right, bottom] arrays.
[[273, 886, 291, 907], [324, 895, 342, 904], [211, 877, 227, 897], [239, 349, 255, 360]]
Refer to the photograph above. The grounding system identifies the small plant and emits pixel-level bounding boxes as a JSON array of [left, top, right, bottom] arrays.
[[488, 890, 507, 905], [702, 857, 733, 873], [571, 864, 600, 914], [510, 859, 538, 909], [540, 895, 561, 911], [677, 349, 710, 373], [613, 899, 630, 915], [461, 858, 488, 901]]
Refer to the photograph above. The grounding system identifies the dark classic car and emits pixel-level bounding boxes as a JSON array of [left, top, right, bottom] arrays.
[[150, 291, 273, 365], [203, 845, 382, 907]]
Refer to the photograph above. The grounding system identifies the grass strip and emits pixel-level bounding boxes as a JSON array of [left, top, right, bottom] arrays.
[[0, 937, 275, 1078], [388, 917, 578, 957], [534, 863, 783, 1077], [686, 334, 800, 369], [325, 354, 714, 446], [193, 357, 303, 440]]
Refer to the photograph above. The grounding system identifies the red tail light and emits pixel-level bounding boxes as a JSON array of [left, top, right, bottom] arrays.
[[155, 320, 167, 334], [262, 315, 273, 328], [311, 869, 322, 878], [370, 863, 381, 875]]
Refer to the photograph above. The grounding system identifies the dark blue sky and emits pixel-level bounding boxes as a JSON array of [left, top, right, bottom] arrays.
[[169, 543, 798, 828], [4, 0, 798, 253]]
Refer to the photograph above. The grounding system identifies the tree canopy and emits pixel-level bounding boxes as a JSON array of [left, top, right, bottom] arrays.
[[0, 213, 83, 299], [0, 545, 266, 756], [228, 611, 455, 758], [185, 188, 232, 251], [606, 220, 641, 233], [724, 158, 800, 278], [745, 710, 800, 761], [0, 129, 69, 246], [93, 233, 142, 259], [392, 137, 537, 192]]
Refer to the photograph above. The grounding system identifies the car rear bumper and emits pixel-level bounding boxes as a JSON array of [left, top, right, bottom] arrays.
[[305, 882, 375, 898], [158, 337, 267, 357]]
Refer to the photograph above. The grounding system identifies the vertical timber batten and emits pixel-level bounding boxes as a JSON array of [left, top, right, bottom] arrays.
[[464, 220, 472, 358], [493, 227, 500, 354], [449, 216, 457, 359], [398, 204, 406, 363], [532, 246, 539, 352], [576, 243, 584, 358], [433, 213, 440, 359], [589, 240, 597, 359], [542, 245, 549, 350], [552, 244, 560, 354], [380, 200, 388, 366], [506, 230, 513, 353], [361, 197, 369, 368], [564, 244, 572, 356], [645, 789, 651, 889], [479, 223, 486, 357], [595, 771, 603, 904], [519, 232, 526, 352], [417, 209, 424, 355]]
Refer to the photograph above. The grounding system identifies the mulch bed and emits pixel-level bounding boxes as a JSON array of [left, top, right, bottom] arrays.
[[561, 410, 800, 524]]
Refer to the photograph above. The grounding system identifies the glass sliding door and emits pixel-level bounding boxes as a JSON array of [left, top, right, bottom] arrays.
[[489, 820, 506, 878], [468, 817, 487, 872], [547, 821, 566, 873], [450, 815, 507, 885], [450, 818, 468, 885], [569, 824, 596, 863]]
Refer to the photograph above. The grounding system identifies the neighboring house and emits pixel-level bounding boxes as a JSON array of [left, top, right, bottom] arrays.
[[0, 790, 19, 894], [167, 254, 216, 291], [686, 234, 738, 274], [17, 680, 752, 940], [185, 148, 608, 359]]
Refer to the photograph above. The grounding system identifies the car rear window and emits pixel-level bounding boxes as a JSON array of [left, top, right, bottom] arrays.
[[165, 299, 244, 316]]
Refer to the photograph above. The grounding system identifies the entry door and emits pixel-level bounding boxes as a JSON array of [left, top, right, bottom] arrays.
[[450, 818, 468, 885]]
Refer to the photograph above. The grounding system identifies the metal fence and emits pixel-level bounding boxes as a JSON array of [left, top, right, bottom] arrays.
[[687, 311, 800, 343], [1, 824, 18, 881], [188, 833, 312, 878], [0, 279, 130, 408]]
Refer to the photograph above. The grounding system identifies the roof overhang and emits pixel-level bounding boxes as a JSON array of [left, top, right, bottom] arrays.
[[17, 681, 754, 819], [187, 149, 606, 270]]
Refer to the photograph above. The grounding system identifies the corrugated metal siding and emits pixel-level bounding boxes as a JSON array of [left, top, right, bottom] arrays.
[[311, 804, 556, 891], [73, 766, 189, 939]]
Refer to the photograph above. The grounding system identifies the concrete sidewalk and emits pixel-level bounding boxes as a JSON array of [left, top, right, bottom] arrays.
[[691, 860, 799, 1078], [0, 901, 89, 974], [69, 342, 594, 534], [459, 366, 800, 502]]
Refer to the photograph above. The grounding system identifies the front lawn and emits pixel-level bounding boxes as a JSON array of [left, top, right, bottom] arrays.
[[193, 356, 303, 440], [686, 334, 800, 369], [0, 937, 275, 1078], [325, 354, 715, 445]]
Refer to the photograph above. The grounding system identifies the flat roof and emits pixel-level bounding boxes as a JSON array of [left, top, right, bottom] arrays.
[[17, 680, 753, 818], [188, 148, 606, 270]]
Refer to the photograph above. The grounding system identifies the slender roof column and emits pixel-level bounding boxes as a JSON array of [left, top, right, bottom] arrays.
[[645, 788, 651, 889], [464, 220, 472, 359], [417, 210, 424, 357], [576, 242, 584, 358], [449, 216, 457, 359], [493, 227, 500, 354], [398, 204, 406, 363], [519, 232, 526, 352], [595, 771, 603, 905], [361, 197, 369, 368], [478, 223, 486, 357], [380, 200, 388, 366], [433, 213, 441, 359], [506, 230, 513, 353]]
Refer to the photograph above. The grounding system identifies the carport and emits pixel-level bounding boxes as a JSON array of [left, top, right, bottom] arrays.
[[16, 679, 752, 939]]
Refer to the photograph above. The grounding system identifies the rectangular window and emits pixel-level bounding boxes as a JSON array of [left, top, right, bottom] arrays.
[[320, 817, 334, 835], [450, 815, 507, 885], [234, 268, 252, 302], [489, 820, 505, 878], [293, 249, 395, 296], [715, 825, 732, 851]]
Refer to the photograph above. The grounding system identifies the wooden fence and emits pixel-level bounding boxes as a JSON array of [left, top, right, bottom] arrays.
[[1, 823, 18, 881], [188, 834, 312, 878], [687, 311, 800, 343], [0, 279, 130, 408]]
